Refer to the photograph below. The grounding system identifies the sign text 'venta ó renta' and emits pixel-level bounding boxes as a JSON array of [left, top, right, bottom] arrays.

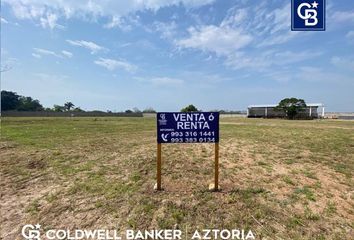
[[157, 112, 219, 143]]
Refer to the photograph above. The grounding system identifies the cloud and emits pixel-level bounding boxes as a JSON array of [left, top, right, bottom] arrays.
[[149, 77, 184, 86], [179, 71, 231, 88], [222, 3, 297, 47], [225, 50, 323, 70], [104, 16, 123, 29], [347, 31, 354, 41], [61, 50, 73, 58], [135, 76, 184, 86], [94, 57, 137, 72], [1, 48, 19, 71], [177, 25, 252, 56], [220, 8, 248, 27], [175, 2, 316, 71], [33, 48, 62, 58], [39, 13, 64, 29], [176, 2, 301, 59], [154, 21, 178, 40], [1, 17, 9, 24], [331, 11, 354, 23], [249, 65, 354, 84], [32, 48, 72, 58], [296, 66, 353, 84], [331, 56, 354, 71], [258, 32, 300, 47], [2, 0, 215, 28], [66, 40, 106, 54], [34, 73, 69, 83], [32, 53, 41, 58], [103, 16, 133, 31]]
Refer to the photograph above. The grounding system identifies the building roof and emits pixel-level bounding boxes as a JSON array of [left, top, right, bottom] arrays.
[[248, 103, 324, 108]]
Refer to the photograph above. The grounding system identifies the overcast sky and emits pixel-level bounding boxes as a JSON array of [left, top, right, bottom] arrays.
[[1, 0, 354, 112]]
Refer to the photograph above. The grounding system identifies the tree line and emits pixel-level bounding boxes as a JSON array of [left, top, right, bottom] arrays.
[[2, 90, 44, 111], [2, 90, 305, 119], [0, 90, 156, 113], [1, 90, 83, 112], [0, 91, 244, 114]]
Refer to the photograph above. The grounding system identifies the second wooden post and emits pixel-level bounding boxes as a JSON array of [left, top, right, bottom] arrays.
[[214, 143, 219, 191], [157, 143, 162, 190]]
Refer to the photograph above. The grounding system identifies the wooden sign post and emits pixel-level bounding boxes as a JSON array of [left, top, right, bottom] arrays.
[[214, 143, 219, 191], [156, 112, 220, 191], [156, 143, 162, 191]]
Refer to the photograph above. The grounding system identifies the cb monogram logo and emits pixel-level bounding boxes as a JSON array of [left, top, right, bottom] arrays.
[[292, 0, 325, 31], [297, 2, 318, 26], [21, 224, 41, 240]]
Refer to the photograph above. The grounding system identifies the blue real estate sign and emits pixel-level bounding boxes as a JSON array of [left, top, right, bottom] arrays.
[[157, 112, 219, 143]]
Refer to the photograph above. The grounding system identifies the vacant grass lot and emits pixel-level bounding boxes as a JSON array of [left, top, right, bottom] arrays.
[[1, 117, 353, 239]]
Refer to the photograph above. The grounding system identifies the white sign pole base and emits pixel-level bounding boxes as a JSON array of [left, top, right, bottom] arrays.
[[208, 183, 220, 191]]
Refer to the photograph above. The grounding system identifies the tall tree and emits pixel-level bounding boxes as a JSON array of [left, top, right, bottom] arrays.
[[17, 96, 44, 111], [276, 98, 307, 120], [72, 107, 84, 112], [1, 90, 20, 111], [133, 107, 141, 113], [181, 104, 199, 112], [64, 102, 75, 111], [143, 107, 156, 113], [53, 105, 65, 112]]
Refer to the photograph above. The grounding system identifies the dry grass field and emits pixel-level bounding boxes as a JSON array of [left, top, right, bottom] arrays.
[[1, 117, 353, 239]]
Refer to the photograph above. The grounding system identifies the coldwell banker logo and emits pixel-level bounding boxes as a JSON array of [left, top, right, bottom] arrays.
[[20, 225, 255, 240], [292, 0, 325, 31], [22, 224, 41, 240]]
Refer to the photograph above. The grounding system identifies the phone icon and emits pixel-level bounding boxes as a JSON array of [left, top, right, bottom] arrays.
[[161, 133, 169, 142]]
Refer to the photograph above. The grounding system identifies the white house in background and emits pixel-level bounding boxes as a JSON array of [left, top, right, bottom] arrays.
[[247, 103, 325, 119]]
